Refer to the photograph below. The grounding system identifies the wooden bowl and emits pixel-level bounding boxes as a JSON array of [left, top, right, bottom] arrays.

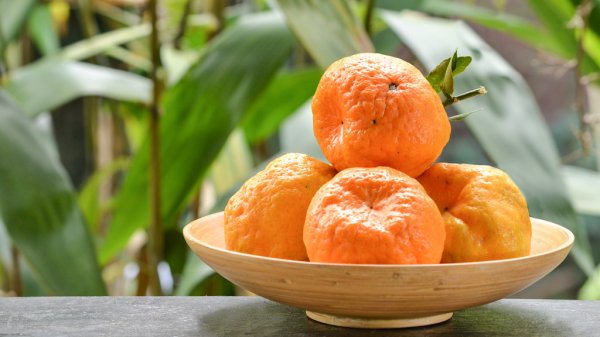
[[183, 212, 573, 329]]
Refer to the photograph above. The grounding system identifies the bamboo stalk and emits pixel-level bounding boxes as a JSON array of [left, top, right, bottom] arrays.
[[0, 20, 10, 79], [173, 0, 193, 49], [206, 0, 225, 40], [10, 244, 21, 296], [363, 0, 376, 36], [573, 0, 593, 157], [147, 0, 164, 296]]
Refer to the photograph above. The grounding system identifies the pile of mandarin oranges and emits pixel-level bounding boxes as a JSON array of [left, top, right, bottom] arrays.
[[224, 53, 532, 265]]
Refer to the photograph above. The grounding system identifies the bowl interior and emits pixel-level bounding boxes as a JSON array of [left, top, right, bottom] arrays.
[[186, 213, 571, 259]]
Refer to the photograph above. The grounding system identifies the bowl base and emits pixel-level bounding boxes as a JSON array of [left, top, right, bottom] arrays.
[[306, 311, 453, 329]]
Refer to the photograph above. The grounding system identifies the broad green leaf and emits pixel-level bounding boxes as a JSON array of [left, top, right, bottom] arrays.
[[0, 219, 10, 283], [0, 0, 37, 55], [242, 67, 322, 144], [276, 0, 374, 68], [5, 60, 150, 116], [161, 46, 201, 85], [173, 133, 256, 296], [207, 130, 255, 198], [527, 0, 577, 59], [60, 24, 151, 61], [280, 101, 325, 160], [27, 4, 60, 57], [578, 264, 600, 300], [174, 252, 216, 295], [78, 158, 129, 233], [104, 46, 152, 72], [562, 165, 600, 216], [376, 0, 564, 56], [382, 11, 595, 275], [0, 91, 106, 295], [527, 0, 600, 77], [99, 12, 294, 264]]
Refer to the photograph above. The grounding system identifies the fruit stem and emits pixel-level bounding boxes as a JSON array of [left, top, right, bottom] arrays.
[[443, 86, 487, 107]]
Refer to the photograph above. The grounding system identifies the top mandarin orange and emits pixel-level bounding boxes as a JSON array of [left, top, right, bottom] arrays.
[[312, 53, 450, 177]]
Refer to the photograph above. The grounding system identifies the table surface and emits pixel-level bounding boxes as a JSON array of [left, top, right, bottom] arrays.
[[1, 297, 599, 337]]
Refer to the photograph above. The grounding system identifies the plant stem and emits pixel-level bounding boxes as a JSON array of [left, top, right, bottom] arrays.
[[363, 0, 376, 36], [136, 246, 150, 296], [0, 19, 10, 79], [443, 86, 487, 107], [173, 0, 193, 49], [10, 244, 21, 296], [147, 0, 163, 296], [206, 0, 225, 40], [573, 0, 593, 157]]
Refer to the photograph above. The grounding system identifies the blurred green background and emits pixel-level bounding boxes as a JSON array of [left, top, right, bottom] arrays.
[[0, 0, 599, 299]]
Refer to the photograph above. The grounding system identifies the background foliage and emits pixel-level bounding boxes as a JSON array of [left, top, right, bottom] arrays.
[[0, 0, 599, 298]]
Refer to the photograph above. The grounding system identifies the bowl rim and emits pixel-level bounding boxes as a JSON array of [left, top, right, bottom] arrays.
[[183, 212, 574, 269]]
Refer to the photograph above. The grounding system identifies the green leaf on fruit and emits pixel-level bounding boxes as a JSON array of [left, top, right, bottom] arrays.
[[448, 108, 481, 122], [426, 50, 472, 95]]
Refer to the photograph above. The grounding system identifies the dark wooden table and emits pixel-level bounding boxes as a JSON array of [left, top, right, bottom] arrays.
[[0, 297, 598, 336]]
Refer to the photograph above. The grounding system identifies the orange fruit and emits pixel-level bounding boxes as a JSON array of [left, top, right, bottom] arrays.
[[417, 163, 532, 263], [304, 167, 445, 264], [224, 153, 336, 261], [312, 53, 450, 177]]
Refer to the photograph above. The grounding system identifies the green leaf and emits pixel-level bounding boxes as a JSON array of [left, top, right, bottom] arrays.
[[377, 0, 565, 56], [453, 56, 472, 76], [448, 109, 479, 122], [426, 52, 472, 94], [207, 129, 255, 198], [0, 91, 106, 295], [0, 219, 10, 282], [174, 252, 216, 295], [27, 4, 60, 57], [441, 51, 456, 96], [0, 0, 37, 55], [427, 57, 450, 93], [276, 0, 374, 69], [60, 24, 151, 61], [99, 12, 294, 264], [382, 11, 595, 275], [527, 0, 577, 58], [280, 101, 325, 159], [578, 264, 600, 300], [78, 158, 129, 233], [242, 67, 322, 144], [5, 60, 151, 116], [562, 165, 600, 216]]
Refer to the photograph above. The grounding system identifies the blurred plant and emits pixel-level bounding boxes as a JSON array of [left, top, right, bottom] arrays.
[[0, 0, 598, 299]]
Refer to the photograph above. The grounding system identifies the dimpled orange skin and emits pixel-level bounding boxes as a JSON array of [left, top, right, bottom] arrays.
[[417, 163, 532, 263], [304, 167, 445, 264], [224, 153, 336, 261], [312, 53, 451, 178]]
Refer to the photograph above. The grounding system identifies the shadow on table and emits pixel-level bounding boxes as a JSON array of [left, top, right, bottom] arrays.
[[198, 300, 572, 337]]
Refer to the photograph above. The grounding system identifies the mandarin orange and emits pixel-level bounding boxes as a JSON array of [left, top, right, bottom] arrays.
[[312, 53, 450, 177], [224, 153, 336, 261], [417, 163, 532, 263], [304, 167, 445, 264]]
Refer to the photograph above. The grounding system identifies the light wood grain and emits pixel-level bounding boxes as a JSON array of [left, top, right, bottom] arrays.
[[183, 213, 573, 328]]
